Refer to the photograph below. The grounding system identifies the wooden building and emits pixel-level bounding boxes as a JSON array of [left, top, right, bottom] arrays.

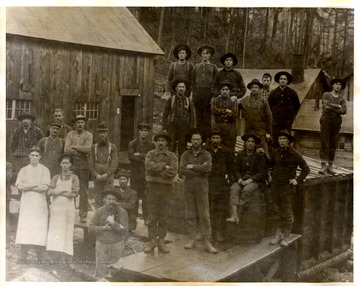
[[6, 7, 163, 155]]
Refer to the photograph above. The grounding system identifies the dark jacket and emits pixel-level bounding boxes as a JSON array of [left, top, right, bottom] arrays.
[[115, 186, 138, 231], [233, 150, 266, 183]]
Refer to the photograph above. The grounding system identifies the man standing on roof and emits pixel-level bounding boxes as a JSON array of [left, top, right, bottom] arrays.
[[239, 79, 272, 158], [192, 44, 218, 133], [211, 81, 238, 151], [212, 52, 246, 101], [10, 112, 44, 181], [64, 114, 93, 223], [88, 122, 119, 209], [162, 77, 195, 158], [128, 123, 155, 225], [269, 130, 309, 247], [318, 78, 347, 175], [268, 71, 300, 144], [165, 44, 194, 98], [261, 73, 273, 100]]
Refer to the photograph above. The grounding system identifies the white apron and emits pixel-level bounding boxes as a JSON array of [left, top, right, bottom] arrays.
[[15, 165, 50, 246], [46, 177, 75, 256]]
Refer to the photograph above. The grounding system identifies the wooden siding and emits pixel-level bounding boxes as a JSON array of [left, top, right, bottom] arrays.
[[6, 35, 156, 152]]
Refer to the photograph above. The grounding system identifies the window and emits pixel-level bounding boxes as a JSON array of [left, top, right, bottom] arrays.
[[337, 134, 353, 151], [6, 99, 32, 119], [74, 102, 100, 120]]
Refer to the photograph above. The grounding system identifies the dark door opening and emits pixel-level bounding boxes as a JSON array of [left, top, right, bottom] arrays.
[[120, 96, 135, 151]]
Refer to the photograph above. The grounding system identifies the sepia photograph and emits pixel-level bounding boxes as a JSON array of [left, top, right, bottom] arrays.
[[3, 4, 355, 283]]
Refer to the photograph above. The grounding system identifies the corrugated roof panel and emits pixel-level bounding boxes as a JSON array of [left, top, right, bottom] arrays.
[[6, 7, 164, 55]]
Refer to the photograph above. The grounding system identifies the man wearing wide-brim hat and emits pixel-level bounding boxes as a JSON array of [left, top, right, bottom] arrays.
[[36, 120, 65, 177], [165, 44, 194, 98], [226, 133, 266, 225], [89, 122, 119, 209], [212, 52, 246, 101], [64, 114, 93, 223], [163, 77, 195, 159], [205, 128, 234, 242], [238, 78, 272, 158], [180, 128, 218, 253], [143, 130, 178, 254], [318, 78, 347, 175], [211, 80, 238, 151], [89, 187, 128, 278], [128, 122, 155, 225], [193, 44, 218, 133], [269, 129, 309, 247], [10, 112, 43, 180], [268, 71, 300, 146]]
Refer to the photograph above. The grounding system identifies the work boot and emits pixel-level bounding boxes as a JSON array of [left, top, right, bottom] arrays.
[[204, 236, 218, 254], [318, 162, 327, 174], [327, 163, 336, 175], [196, 231, 203, 241], [270, 228, 283, 245], [184, 239, 196, 249], [216, 231, 224, 243], [144, 239, 157, 253], [158, 239, 170, 253], [226, 205, 239, 224], [280, 230, 291, 247]]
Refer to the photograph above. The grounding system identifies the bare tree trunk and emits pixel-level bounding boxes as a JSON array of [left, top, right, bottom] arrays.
[[185, 7, 192, 45], [242, 8, 248, 68], [272, 8, 282, 39], [167, 8, 177, 61], [258, 8, 269, 53], [331, 9, 338, 74], [203, 7, 209, 40], [157, 7, 165, 46], [341, 9, 348, 76]]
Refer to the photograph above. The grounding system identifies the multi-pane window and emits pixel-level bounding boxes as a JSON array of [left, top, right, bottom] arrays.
[[6, 99, 32, 119], [74, 102, 100, 120]]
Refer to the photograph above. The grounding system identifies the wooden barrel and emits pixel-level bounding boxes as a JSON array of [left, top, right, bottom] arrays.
[[226, 188, 266, 244]]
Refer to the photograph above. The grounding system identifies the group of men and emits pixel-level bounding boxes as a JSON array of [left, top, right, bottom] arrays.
[[7, 43, 347, 277]]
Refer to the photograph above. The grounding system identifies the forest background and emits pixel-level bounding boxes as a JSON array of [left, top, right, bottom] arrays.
[[128, 7, 354, 84]]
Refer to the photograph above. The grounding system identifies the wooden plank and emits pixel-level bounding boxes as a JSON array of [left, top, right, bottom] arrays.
[[111, 234, 301, 282]]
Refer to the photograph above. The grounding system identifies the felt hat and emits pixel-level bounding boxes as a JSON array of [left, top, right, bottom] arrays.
[[117, 169, 130, 178], [74, 114, 88, 122], [17, 112, 35, 121], [49, 120, 62, 128], [173, 44, 192, 59], [197, 44, 215, 56], [274, 71, 293, 85], [58, 154, 74, 165], [102, 189, 121, 200], [277, 130, 295, 143], [247, 79, 264, 90], [330, 78, 346, 90], [219, 80, 233, 90], [171, 77, 190, 91], [97, 122, 109, 132], [137, 123, 151, 130], [154, 130, 172, 143], [241, 133, 261, 145], [220, 52, 238, 65]]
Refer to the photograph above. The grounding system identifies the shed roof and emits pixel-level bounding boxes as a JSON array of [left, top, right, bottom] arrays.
[[6, 7, 164, 55]]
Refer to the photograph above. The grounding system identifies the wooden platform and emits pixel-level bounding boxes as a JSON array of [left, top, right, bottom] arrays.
[[108, 234, 301, 282]]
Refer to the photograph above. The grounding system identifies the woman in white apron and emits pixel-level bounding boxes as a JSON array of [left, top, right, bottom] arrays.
[[15, 146, 51, 261], [46, 154, 79, 270]]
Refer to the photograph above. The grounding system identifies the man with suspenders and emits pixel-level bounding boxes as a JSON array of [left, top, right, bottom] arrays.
[[88, 122, 119, 209]]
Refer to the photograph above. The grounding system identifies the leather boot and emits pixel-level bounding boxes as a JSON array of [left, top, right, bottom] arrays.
[[184, 239, 196, 249], [196, 231, 203, 241], [319, 162, 327, 174], [204, 235, 218, 254], [144, 239, 157, 253], [216, 231, 224, 242], [270, 228, 283, 245], [158, 239, 170, 253], [226, 205, 239, 224], [327, 163, 336, 175], [280, 230, 291, 247]]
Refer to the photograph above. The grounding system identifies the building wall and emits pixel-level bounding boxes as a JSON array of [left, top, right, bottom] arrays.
[[6, 35, 155, 153]]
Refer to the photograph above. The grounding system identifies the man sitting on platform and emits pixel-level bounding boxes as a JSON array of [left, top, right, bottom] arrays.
[[226, 134, 266, 224]]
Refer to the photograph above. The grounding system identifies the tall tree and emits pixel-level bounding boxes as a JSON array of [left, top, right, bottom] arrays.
[[157, 7, 165, 47]]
